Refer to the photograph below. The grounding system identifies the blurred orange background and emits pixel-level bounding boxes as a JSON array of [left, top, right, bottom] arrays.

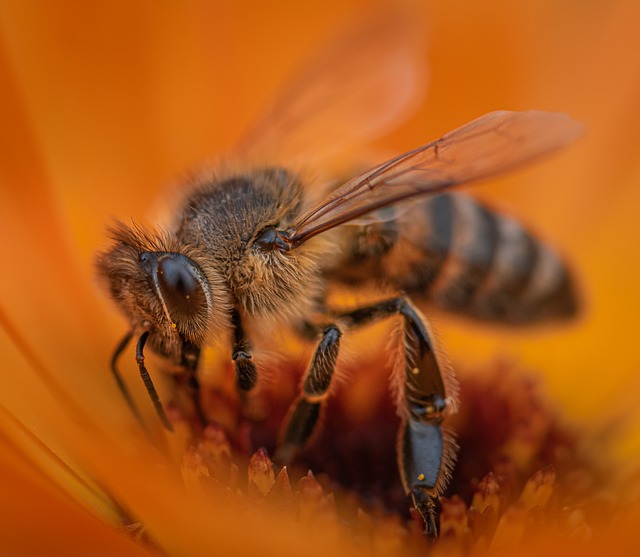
[[1, 0, 639, 555]]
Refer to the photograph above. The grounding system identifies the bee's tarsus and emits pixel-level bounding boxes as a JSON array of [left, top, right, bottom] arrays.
[[233, 352, 257, 391], [410, 488, 440, 539], [278, 396, 322, 458]]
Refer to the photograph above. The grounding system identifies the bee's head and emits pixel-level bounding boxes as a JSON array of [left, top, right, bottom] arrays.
[[95, 221, 230, 361]]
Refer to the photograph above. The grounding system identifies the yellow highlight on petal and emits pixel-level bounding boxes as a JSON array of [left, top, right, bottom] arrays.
[[418, 473, 425, 481]]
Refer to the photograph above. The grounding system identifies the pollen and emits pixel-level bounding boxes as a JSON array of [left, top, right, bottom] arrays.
[[418, 473, 425, 481], [171, 322, 177, 329]]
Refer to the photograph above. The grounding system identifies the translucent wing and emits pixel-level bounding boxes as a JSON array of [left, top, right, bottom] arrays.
[[234, 9, 427, 169], [287, 111, 584, 247]]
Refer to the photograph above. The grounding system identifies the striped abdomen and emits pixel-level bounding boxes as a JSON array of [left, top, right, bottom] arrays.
[[330, 193, 577, 324]]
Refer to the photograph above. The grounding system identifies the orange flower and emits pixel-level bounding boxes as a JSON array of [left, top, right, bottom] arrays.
[[1, 1, 640, 556]]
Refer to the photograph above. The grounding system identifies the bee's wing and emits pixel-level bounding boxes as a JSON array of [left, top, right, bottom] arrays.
[[234, 10, 426, 169], [288, 110, 584, 246]]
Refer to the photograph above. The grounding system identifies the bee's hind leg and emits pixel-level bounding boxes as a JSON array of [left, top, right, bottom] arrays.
[[338, 296, 457, 538]]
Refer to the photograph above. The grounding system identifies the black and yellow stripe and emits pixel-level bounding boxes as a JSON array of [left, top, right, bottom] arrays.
[[333, 192, 577, 324]]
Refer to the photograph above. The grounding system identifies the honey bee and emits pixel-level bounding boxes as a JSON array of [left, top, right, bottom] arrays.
[[96, 13, 582, 536]]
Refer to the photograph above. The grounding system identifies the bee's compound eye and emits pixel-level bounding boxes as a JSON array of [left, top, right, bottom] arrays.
[[157, 255, 207, 321]]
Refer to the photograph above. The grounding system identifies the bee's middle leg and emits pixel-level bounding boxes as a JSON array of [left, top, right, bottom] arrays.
[[275, 324, 341, 463]]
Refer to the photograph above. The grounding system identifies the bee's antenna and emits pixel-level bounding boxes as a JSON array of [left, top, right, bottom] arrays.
[[110, 331, 145, 425], [135, 331, 174, 431]]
